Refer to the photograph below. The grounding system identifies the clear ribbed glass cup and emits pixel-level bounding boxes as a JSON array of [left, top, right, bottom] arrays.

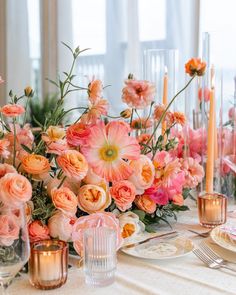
[[83, 227, 117, 287]]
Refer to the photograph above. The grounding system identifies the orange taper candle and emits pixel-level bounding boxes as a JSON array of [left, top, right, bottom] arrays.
[[205, 66, 215, 193]]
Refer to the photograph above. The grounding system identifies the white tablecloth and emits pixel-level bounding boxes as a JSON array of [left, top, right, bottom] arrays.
[[7, 200, 236, 295]]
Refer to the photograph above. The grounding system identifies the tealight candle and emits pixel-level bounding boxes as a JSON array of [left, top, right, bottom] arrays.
[[29, 240, 68, 290], [197, 192, 227, 228]]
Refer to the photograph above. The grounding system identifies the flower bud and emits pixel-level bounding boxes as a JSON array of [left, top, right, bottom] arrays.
[[120, 109, 132, 119], [24, 86, 34, 97]]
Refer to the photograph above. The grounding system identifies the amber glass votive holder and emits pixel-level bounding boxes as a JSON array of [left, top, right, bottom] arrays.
[[29, 240, 68, 290], [197, 192, 227, 228]]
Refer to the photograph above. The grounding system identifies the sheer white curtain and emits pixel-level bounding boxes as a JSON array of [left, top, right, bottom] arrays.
[[0, 0, 31, 101]]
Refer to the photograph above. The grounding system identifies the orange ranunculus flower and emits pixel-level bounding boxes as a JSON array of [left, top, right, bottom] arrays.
[[1, 104, 25, 117], [51, 187, 78, 216], [21, 154, 50, 175], [135, 194, 156, 214], [185, 58, 206, 77], [57, 150, 88, 181]]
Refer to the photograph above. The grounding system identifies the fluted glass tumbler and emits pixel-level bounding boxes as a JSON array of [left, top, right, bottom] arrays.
[[83, 227, 117, 287]]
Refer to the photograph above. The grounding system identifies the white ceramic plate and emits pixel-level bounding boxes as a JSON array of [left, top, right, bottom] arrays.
[[121, 236, 194, 260], [211, 225, 236, 253]]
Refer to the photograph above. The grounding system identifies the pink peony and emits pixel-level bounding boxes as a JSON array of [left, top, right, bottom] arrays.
[[1, 104, 25, 117], [66, 123, 91, 147], [0, 173, 32, 207], [0, 139, 10, 159], [72, 212, 123, 256], [128, 155, 155, 194], [110, 180, 136, 211], [57, 150, 88, 181], [122, 79, 155, 109], [0, 214, 20, 246], [48, 210, 74, 241], [51, 187, 78, 216], [145, 186, 169, 206], [28, 220, 50, 243], [181, 157, 204, 188]]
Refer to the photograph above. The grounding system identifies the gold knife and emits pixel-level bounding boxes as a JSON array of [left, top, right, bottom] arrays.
[[122, 231, 178, 249]]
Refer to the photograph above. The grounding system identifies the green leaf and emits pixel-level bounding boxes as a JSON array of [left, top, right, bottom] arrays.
[[46, 78, 59, 87], [21, 144, 33, 154], [132, 209, 146, 221], [61, 41, 74, 55]]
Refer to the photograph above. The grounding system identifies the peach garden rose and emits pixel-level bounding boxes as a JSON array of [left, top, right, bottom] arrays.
[[0, 173, 32, 207], [118, 212, 145, 239], [77, 184, 111, 214], [28, 220, 50, 243], [51, 187, 78, 216]]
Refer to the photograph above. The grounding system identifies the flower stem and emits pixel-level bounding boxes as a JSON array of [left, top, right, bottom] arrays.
[[143, 74, 197, 156], [57, 176, 67, 189], [23, 97, 29, 126], [13, 118, 17, 167]]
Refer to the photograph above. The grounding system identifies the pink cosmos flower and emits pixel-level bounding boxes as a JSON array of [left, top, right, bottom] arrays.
[[81, 121, 140, 182], [0, 214, 20, 246], [82, 99, 109, 124], [72, 212, 123, 256], [1, 104, 25, 117], [0, 173, 32, 207], [122, 79, 155, 109], [0, 163, 16, 178], [66, 122, 91, 147], [48, 210, 74, 241], [0, 139, 10, 159], [28, 220, 50, 243], [144, 186, 169, 206], [181, 157, 204, 188], [110, 180, 136, 211], [57, 150, 88, 181]]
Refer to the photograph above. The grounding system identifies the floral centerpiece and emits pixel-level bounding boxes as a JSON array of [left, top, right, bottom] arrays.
[[0, 45, 205, 255]]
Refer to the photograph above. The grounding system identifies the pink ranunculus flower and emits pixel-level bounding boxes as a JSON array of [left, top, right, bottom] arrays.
[[0, 214, 20, 246], [77, 184, 111, 214], [122, 79, 155, 109], [66, 122, 91, 147], [88, 78, 103, 103], [0, 163, 16, 178], [81, 121, 140, 182], [134, 194, 156, 214], [144, 186, 169, 206], [46, 139, 69, 155], [0, 139, 10, 159], [128, 155, 155, 195], [57, 150, 88, 181], [28, 220, 50, 243], [48, 210, 74, 241], [228, 107, 236, 121], [0, 173, 32, 207], [72, 212, 123, 256], [110, 180, 136, 211], [51, 187, 78, 216], [181, 157, 204, 188], [1, 104, 25, 117]]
